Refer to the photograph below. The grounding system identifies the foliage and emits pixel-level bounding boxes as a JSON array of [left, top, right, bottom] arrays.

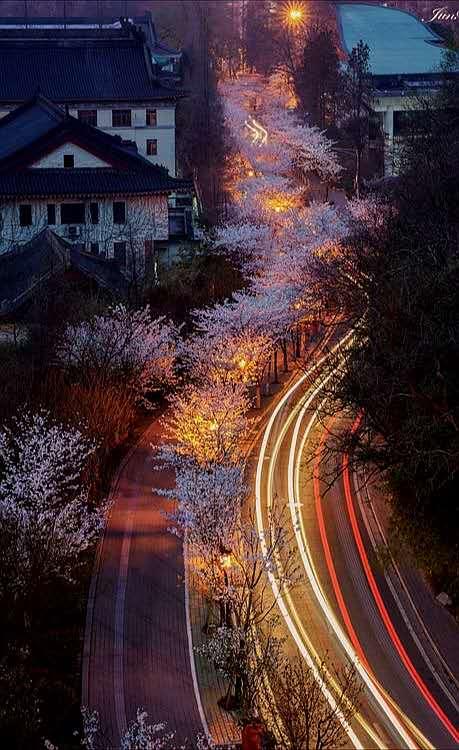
[[295, 23, 342, 130], [0, 411, 104, 605], [268, 655, 362, 750], [57, 304, 178, 405], [121, 709, 177, 750], [341, 40, 372, 196], [315, 92, 459, 595]]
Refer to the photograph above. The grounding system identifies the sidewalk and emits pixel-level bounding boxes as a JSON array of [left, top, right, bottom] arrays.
[[82, 336, 318, 749], [186, 336, 327, 746], [82, 418, 203, 748]]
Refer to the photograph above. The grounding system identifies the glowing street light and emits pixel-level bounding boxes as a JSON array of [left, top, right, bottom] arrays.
[[283, 2, 305, 27], [289, 7, 303, 23]]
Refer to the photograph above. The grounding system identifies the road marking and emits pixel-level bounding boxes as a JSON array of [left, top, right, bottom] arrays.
[[343, 419, 459, 745], [183, 538, 213, 743], [288, 389, 416, 749], [356, 469, 459, 705], [114, 507, 133, 739], [255, 331, 367, 750]]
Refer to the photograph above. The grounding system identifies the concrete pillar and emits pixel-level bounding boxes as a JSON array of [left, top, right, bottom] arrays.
[[384, 108, 394, 140], [383, 109, 395, 175]]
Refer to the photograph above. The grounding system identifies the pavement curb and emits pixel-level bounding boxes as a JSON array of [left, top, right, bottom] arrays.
[[81, 417, 158, 712]]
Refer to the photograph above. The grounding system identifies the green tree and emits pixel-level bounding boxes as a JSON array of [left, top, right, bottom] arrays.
[[295, 23, 342, 130], [343, 40, 372, 196], [314, 68, 459, 598]]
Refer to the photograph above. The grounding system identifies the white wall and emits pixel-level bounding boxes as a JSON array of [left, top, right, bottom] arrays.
[[31, 142, 110, 168], [69, 104, 177, 175], [0, 195, 169, 255]]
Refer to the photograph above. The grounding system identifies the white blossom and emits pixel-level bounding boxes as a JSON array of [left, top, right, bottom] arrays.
[[120, 709, 176, 750], [57, 305, 178, 403], [0, 411, 104, 595], [166, 380, 251, 466]]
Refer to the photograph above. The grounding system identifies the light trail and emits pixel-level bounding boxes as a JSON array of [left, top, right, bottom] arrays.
[[287, 388, 419, 749], [245, 115, 268, 146], [255, 330, 383, 750], [310, 418, 435, 750], [343, 417, 459, 745], [255, 333, 366, 749]]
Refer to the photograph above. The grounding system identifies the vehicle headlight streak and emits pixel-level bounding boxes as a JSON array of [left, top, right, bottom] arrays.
[[255, 331, 431, 750], [245, 116, 268, 146]]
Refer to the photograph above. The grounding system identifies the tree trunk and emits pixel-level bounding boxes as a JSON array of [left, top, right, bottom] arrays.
[[282, 339, 289, 372], [273, 348, 279, 383], [355, 147, 361, 198]]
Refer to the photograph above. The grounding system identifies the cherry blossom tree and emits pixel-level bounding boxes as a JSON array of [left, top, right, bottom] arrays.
[[58, 305, 178, 404], [160, 459, 245, 557], [158, 456, 246, 628], [182, 294, 276, 405], [166, 380, 251, 466], [121, 710, 177, 750], [0, 411, 104, 620], [196, 506, 299, 714]]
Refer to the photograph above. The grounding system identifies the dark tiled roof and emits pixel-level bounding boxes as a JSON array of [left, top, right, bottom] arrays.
[[0, 40, 181, 102], [0, 228, 129, 315], [70, 247, 129, 297], [0, 97, 63, 161], [0, 228, 67, 314], [0, 168, 192, 198]]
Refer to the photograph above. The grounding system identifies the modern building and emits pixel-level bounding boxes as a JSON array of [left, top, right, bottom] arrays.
[[0, 94, 191, 273], [335, 2, 457, 173], [0, 15, 183, 176]]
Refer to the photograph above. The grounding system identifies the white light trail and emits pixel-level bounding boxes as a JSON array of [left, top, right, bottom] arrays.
[[255, 331, 431, 750]]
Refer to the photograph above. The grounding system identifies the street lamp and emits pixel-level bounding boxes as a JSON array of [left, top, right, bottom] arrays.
[[219, 550, 234, 627], [289, 8, 303, 23], [283, 2, 305, 27]]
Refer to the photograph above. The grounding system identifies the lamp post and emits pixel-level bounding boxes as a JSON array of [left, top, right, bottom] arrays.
[[219, 550, 234, 627]]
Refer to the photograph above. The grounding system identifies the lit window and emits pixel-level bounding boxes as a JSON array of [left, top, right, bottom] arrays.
[[146, 109, 157, 126], [146, 139, 158, 156]]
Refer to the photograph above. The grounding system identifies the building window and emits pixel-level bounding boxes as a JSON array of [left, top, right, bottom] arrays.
[[78, 109, 97, 126], [61, 203, 85, 224], [146, 139, 158, 156], [90, 202, 99, 224], [114, 241, 127, 266], [19, 204, 32, 227], [90, 242, 99, 255], [112, 109, 131, 127], [146, 108, 157, 126], [47, 203, 56, 225], [64, 154, 75, 168], [113, 201, 126, 225]]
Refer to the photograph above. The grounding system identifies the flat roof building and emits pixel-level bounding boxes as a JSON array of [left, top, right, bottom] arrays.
[[336, 1, 445, 75], [335, 2, 458, 174]]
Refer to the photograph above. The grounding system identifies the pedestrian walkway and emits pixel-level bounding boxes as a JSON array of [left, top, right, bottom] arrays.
[[82, 418, 203, 748], [82, 338, 316, 748]]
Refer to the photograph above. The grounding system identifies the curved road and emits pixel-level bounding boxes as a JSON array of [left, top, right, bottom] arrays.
[[82, 418, 203, 748], [254, 338, 459, 749]]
